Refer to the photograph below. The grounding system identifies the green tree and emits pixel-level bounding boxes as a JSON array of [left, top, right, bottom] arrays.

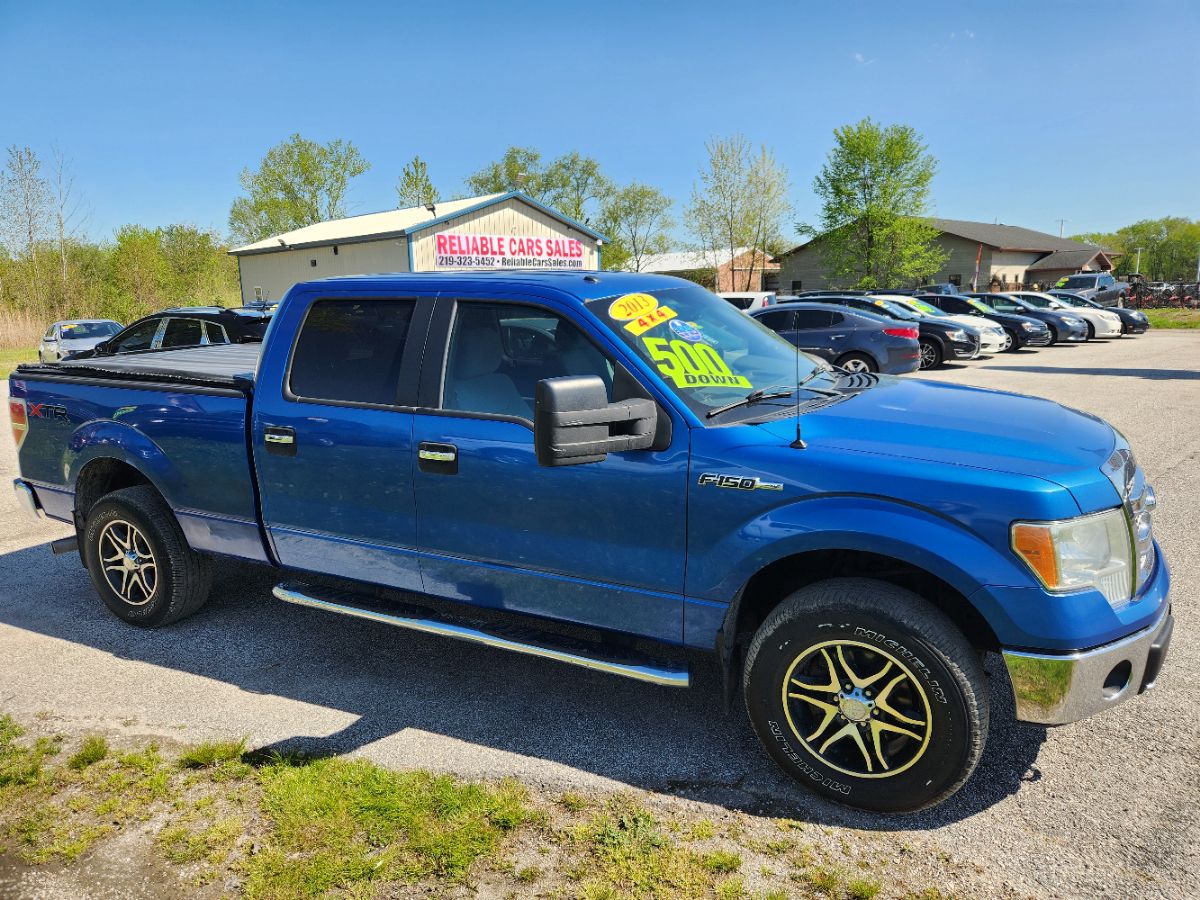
[[684, 134, 790, 290], [228, 134, 370, 244], [801, 118, 945, 289], [599, 182, 674, 272], [542, 151, 612, 222], [1076, 217, 1200, 281], [464, 146, 546, 200], [396, 155, 439, 209]]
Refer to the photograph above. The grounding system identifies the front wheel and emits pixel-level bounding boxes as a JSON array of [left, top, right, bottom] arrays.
[[83, 485, 212, 627], [1003, 328, 1021, 352], [743, 578, 988, 813], [917, 339, 942, 370]]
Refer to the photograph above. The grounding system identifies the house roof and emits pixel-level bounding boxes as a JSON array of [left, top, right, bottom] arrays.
[[777, 218, 1103, 258], [1025, 247, 1111, 272], [634, 247, 754, 273], [927, 218, 1097, 252], [230, 191, 605, 256]]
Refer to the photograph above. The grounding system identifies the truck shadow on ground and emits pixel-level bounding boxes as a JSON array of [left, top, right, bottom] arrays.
[[0, 543, 1048, 831]]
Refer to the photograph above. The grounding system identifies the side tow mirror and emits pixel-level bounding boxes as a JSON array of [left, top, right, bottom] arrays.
[[535, 375, 656, 467]]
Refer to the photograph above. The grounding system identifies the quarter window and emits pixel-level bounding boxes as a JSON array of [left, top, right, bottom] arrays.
[[442, 302, 613, 420], [289, 299, 417, 405]]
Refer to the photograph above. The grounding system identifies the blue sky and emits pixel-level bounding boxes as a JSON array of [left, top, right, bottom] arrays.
[[2, 0, 1197, 245]]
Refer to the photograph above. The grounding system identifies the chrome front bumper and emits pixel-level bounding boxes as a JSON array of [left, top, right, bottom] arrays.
[[13, 479, 44, 520], [1003, 606, 1173, 725]]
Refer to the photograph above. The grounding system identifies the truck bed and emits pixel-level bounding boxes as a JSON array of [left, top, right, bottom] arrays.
[[17, 344, 262, 392]]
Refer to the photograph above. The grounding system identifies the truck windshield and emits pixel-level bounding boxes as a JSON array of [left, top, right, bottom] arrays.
[[586, 285, 823, 418]]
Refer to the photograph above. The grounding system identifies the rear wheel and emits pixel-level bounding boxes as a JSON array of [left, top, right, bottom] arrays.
[[834, 352, 877, 374], [917, 339, 942, 370], [743, 578, 988, 813], [83, 486, 212, 627]]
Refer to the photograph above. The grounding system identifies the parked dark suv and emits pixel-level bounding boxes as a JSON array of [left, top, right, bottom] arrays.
[[1053, 272, 1126, 307], [751, 303, 921, 374], [66, 307, 272, 360], [915, 293, 1051, 350]]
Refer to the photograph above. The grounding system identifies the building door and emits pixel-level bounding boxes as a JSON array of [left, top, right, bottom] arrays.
[[409, 297, 690, 643]]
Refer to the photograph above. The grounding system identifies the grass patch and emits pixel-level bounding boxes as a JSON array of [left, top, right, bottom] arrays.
[[0, 347, 37, 378], [68, 735, 109, 770], [242, 756, 529, 898], [1144, 308, 1200, 328], [0, 713, 959, 898]]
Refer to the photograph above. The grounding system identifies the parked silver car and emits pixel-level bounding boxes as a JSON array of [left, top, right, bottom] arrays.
[[38, 319, 123, 362]]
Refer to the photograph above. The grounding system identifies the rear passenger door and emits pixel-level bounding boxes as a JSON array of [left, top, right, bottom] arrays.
[[252, 296, 430, 591], [789, 309, 841, 362]]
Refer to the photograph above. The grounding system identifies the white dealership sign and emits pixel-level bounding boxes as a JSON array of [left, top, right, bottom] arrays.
[[433, 231, 586, 269]]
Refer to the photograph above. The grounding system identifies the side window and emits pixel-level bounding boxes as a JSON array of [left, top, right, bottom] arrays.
[[755, 310, 794, 331], [203, 321, 230, 344], [442, 302, 613, 420], [792, 310, 833, 330], [160, 318, 204, 349], [829, 312, 845, 326], [289, 298, 416, 405], [112, 319, 160, 353]]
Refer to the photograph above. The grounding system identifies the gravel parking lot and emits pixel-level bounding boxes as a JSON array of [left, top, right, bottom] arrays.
[[1, 330, 1197, 898]]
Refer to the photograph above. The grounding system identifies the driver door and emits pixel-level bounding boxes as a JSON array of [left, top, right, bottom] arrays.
[[410, 295, 689, 643]]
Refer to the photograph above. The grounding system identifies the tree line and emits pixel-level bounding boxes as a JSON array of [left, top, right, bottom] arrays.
[[4, 123, 1191, 349]]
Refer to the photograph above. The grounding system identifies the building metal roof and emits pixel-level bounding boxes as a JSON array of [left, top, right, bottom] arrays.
[[1025, 247, 1111, 272], [633, 247, 755, 273], [229, 191, 606, 257]]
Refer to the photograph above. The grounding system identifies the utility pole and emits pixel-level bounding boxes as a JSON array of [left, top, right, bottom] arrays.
[[1134, 247, 1143, 274], [1055, 218, 1068, 238]]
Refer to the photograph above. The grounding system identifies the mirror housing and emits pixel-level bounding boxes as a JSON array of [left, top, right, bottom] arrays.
[[535, 376, 656, 467]]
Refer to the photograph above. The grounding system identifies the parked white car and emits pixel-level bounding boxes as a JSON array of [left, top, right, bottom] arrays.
[[38, 319, 123, 362], [719, 292, 776, 313], [1009, 292, 1123, 339], [873, 295, 1010, 354]]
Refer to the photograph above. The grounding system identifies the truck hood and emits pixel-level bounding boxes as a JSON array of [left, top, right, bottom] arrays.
[[755, 376, 1118, 509]]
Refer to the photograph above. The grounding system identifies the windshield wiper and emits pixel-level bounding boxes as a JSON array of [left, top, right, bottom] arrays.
[[705, 386, 794, 419]]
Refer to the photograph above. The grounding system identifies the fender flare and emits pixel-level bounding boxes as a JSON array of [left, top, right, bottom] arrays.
[[67, 419, 177, 513]]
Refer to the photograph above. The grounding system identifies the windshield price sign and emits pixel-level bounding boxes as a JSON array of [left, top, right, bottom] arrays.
[[434, 232, 585, 269]]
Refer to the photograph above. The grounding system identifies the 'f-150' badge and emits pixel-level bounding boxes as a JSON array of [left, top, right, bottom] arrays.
[[697, 473, 783, 491]]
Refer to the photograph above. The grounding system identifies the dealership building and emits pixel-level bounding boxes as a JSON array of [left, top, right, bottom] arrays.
[[229, 191, 605, 304]]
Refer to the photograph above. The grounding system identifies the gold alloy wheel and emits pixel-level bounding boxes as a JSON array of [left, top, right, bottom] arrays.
[[781, 639, 932, 778], [98, 519, 158, 606]]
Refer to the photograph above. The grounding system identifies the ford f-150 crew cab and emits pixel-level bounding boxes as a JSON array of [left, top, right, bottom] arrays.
[[9, 271, 1173, 813]]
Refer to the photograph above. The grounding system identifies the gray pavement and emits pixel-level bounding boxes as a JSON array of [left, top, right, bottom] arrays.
[[1, 330, 1197, 898]]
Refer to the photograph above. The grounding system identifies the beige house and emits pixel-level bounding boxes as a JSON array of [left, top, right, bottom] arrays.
[[776, 218, 1113, 293], [633, 247, 780, 292], [229, 192, 605, 304]]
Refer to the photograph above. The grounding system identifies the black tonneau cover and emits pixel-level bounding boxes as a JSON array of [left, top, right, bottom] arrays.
[[16, 344, 261, 392]]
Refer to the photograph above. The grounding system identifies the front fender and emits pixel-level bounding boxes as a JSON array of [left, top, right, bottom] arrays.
[[691, 494, 1051, 649]]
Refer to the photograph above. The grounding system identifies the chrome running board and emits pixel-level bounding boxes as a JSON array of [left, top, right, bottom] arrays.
[[273, 581, 690, 688]]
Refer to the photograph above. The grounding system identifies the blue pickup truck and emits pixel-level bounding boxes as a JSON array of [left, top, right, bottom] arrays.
[[9, 272, 1172, 813]]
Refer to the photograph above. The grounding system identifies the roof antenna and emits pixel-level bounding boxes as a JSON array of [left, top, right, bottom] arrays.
[[790, 335, 806, 449]]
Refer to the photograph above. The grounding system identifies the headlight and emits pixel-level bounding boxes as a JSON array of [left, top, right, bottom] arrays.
[[946, 329, 967, 341], [1020, 321, 1036, 331], [1012, 508, 1132, 608], [1064, 317, 1082, 326]]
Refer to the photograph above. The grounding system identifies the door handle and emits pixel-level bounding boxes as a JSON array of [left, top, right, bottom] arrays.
[[264, 425, 296, 456], [418, 442, 458, 474]]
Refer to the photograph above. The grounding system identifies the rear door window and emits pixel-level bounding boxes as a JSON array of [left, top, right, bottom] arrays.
[[289, 298, 417, 406], [792, 310, 834, 330], [203, 321, 230, 344], [111, 319, 161, 353], [160, 318, 205, 349]]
